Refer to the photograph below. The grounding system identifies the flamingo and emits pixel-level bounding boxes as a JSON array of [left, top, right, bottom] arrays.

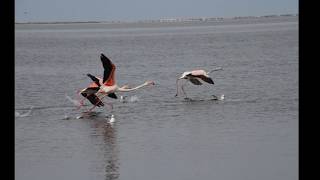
[[175, 67, 222, 98], [78, 53, 155, 113]]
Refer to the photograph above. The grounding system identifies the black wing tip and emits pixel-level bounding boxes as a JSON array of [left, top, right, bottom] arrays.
[[87, 74, 101, 86], [208, 78, 214, 84], [107, 93, 118, 99], [100, 53, 112, 63]]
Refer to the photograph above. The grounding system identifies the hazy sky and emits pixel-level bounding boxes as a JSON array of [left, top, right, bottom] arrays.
[[15, 0, 298, 22]]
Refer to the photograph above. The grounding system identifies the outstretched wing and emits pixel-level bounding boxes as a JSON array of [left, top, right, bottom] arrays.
[[87, 74, 101, 87], [81, 87, 99, 94], [80, 87, 104, 107], [86, 94, 104, 107], [189, 77, 203, 85], [196, 75, 214, 84], [100, 53, 116, 86]]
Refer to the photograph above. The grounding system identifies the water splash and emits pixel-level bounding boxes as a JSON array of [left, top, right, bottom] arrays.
[[219, 94, 225, 101], [15, 106, 34, 118], [65, 94, 82, 106], [62, 115, 71, 120], [108, 114, 115, 123], [119, 95, 139, 103], [129, 95, 139, 102]]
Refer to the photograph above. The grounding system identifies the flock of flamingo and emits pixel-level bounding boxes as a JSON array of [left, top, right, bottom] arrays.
[[75, 53, 223, 115], [16, 52, 223, 120]]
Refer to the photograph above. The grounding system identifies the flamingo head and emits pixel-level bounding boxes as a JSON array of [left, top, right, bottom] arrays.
[[145, 80, 155, 86], [120, 84, 130, 89]]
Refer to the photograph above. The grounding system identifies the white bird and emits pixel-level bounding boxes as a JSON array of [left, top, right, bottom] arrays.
[[78, 53, 155, 113], [109, 114, 115, 123], [175, 67, 222, 98]]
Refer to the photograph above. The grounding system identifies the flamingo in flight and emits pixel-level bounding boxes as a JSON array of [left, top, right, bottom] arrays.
[[175, 67, 222, 98], [78, 53, 155, 112]]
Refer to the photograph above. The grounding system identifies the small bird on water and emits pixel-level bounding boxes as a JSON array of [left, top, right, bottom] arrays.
[[110, 114, 115, 123], [108, 114, 115, 123]]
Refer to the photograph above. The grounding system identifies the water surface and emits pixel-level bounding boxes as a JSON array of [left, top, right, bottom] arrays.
[[15, 17, 298, 180]]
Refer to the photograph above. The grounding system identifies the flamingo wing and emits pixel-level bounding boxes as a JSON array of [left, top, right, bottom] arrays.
[[195, 75, 214, 84], [87, 74, 101, 87], [80, 87, 104, 106], [107, 93, 118, 99], [81, 87, 99, 94], [100, 53, 116, 86], [188, 77, 203, 85], [86, 94, 104, 107]]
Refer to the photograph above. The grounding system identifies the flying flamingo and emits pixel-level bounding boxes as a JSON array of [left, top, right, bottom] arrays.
[[175, 67, 222, 99], [78, 53, 155, 113]]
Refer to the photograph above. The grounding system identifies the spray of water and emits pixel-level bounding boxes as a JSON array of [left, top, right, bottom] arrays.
[[15, 106, 34, 118], [120, 95, 139, 103], [65, 94, 82, 106]]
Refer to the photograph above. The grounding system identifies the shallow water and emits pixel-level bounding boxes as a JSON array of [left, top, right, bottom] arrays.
[[15, 17, 298, 180]]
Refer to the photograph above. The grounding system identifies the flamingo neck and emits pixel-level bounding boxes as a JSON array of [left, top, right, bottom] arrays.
[[117, 83, 148, 92], [100, 84, 118, 93]]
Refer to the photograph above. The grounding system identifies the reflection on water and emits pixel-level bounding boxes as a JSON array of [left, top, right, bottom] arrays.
[[15, 16, 298, 180], [88, 115, 119, 180]]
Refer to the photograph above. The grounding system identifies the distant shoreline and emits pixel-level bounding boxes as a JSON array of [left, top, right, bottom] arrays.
[[15, 14, 298, 25]]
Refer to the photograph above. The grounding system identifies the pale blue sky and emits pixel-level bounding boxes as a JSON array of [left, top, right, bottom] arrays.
[[15, 0, 298, 22]]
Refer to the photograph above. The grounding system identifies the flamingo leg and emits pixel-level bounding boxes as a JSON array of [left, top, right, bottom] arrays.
[[76, 90, 86, 110], [82, 105, 99, 117], [176, 79, 188, 97], [77, 91, 103, 113], [76, 104, 83, 110], [75, 98, 86, 110], [181, 81, 189, 99], [96, 94, 113, 109], [84, 93, 110, 114], [85, 95, 104, 113], [175, 79, 181, 97]]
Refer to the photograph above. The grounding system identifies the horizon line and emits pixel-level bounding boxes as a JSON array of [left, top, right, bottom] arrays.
[[15, 13, 298, 24]]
